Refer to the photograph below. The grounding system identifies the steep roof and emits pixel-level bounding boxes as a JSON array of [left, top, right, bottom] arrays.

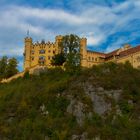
[[87, 50, 105, 55], [119, 45, 140, 58], [105, 49, 119, 58], [87, 45, 140, 59]]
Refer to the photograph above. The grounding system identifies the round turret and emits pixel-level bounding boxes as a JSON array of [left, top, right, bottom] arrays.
[[24, 37, 32, 70]]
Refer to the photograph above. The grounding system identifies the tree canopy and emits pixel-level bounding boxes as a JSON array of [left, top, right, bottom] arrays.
[[51, 53, 66, 66], [0, 56, 8, 79], [52, 34, 81, 73], [0, 56, 18, 80]]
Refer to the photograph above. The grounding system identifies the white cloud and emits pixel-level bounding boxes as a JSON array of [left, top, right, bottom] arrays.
[[1, 6, 96, 27], [86, 33, 105, 46]]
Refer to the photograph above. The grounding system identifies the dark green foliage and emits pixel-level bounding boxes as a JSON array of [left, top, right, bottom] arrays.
[[0, 68, 73, 139], [51, 53, 66, 66], [119, 101, 134, 114], [5, 57, 18, 78], [51, 34, 81, 72], [0, 56, 18, 80], [0, 56, 8, 79], [0, 63, 140, 139], [62, 34, 81, 72], [23, 70, 30, 79]]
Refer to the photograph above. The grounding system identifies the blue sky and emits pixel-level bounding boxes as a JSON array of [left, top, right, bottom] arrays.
[[0, 0, 140, 71]]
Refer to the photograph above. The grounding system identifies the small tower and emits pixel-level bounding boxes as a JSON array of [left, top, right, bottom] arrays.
[[24, 37, 32, 70], [55, 35, 63, 53], [80, 38, 87, 67]]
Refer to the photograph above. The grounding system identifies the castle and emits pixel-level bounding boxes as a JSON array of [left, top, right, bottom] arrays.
[[24, 35, 140, 70]]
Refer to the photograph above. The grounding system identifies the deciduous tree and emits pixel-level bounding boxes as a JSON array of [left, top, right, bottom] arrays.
[[0, 56, 18, 79], [52, 34, 81, 73], [51, 53, 66, 66], [0, 56, 8, 79], [6, 57, 18, 78]]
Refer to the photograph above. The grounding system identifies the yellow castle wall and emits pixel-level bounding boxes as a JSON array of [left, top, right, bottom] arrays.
[[24, 35, 140, 70], [86, 52, 105, 68], [30, 43, 57, 67], [80, 38, 105, 68], [80, 38, 88, 67], [132, 52, 140, 68], [24, 36, 61, 70], [117, 51, 140, 68]]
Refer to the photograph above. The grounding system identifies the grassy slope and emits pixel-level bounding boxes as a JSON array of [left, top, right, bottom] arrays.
[[0, 62, 140, 140]]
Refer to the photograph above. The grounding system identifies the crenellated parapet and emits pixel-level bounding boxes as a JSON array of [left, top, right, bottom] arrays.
[[55, 35, 63, 41], [32, 41, 55, 47]]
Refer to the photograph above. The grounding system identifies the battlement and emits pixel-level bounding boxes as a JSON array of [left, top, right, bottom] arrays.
[[55, 35, 63, 43], [25, 37, 32, 42], [33, 41, 55, 46], [55, 35, 63, 39], [81, 37, 87, 40]]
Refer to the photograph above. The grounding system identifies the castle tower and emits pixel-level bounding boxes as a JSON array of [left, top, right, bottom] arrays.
[[24, 37, 32, 70], [55, 35, 63, 53], [80, 38, 87, 67]]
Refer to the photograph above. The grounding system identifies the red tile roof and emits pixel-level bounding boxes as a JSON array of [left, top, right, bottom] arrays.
[[87, 50, 105, 55], [87, 45, 140, 59], [119, 45, 140, 58], [105, 49, 119, 58]]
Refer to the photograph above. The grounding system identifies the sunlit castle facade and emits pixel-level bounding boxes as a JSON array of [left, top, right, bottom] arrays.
[[24, 35, 87, 70], [24, 35, 140, 70]]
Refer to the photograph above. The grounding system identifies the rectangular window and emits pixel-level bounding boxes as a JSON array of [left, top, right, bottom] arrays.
[[89, 57, 91, 61], [31, 57, 34, 61], [39, 50, 45, 54], [31, 50, 35, 55], [48, 56, 51, 60], [39, 56, 45, 60], [53, 50, 55, 54]]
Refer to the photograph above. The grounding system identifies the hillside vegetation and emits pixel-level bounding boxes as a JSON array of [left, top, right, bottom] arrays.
[[0, 62, 140, 140]]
